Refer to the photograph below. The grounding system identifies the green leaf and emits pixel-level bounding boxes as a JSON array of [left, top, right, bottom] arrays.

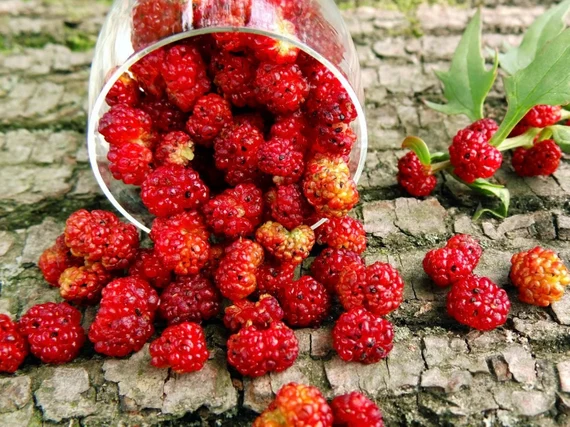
[[550, 125, 570, 153], [492, 29, 570, 149], [467, 179, 511, 220], [499, 0, 570, 75], [425, 10, 498, 122], [430, 152, 449, 163], [401, 136, 431, 165]]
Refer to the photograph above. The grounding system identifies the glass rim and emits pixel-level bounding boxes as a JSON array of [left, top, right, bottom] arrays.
[[87, 26, 368, 234]]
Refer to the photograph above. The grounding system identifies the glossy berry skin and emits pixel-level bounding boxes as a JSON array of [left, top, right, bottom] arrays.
[[311, 248, 363, 293], [38, 235, 83, 286], [467, 118, 499, 142], [248, 32, 299, 64], [332, 307, 394, 364], [211, 51, 258, 108], [130, 48, 167, 98], [19, 302, 85, 364], [279, 276, 331, 328], [522, 105, 562, 128], [223, 294, 284, 332], [139, 97, 186, 132], [58, 262, 112, 305], [423, 247, 473, 287], [227, 321, 298, 377], [449, 128, 503, 184], [105, 73, 141, 107], [315, 216, 366, 255], [98, 104, 156, 148], [129, 248, 172, 289], [101, 221, 140, 271], [447, 275, 510, 331], [159, 275, 221, 325], [256, 221, 315, 265], [305, 78, 357, 125], [255, 261, 296, 297], [131, 0, 183, 51], [257, 137, 305, 185], [0, 315, 28, 373], [150, 211, 211, 276], [141, 165, 210, 217], [446, 234, 482, 270], [255, 62, 309, 115], [203, 183, 264, 239], [362, 262, 405, 316], [154, 131, 195, 167], [149, 322, 209, 373], [254, 383, 333, 427], [311, 122, 356, 159], [270, 112, 309, 152], [108, 142, 153, 185], [510, 247, 570, 307], [265, 184, 313, 230], [331, 392, 384, 427], [511, 139, 562, 177], [397, 152, 437, 197], [186, 94, 233, 147], [303, 154, 359, 218], [215, 239, 264, 301], [100, 277, 160, 316]]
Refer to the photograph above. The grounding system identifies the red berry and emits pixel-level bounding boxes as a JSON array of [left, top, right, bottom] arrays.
[[0, 315, 28, 373], [159, 275, 221, 325], [141, 165, 210, 217], [423, 247, 472, 287], [58, 262, 112, 304], [105, 73, 141, 107], [256, 221, 315, 265], [336, 262, 367, 310], [223, 294, 284, 332], [129, 248, 173, 289], [101, 221, 140, 271], [38, 235, 83, 286], [150, 211, 211, 276], [227, 321, 298, 377], [522, 105, 562, 128], [64, 209, 117, 261], [315, 216, 366, 255], [311, 248, 363, 293], [203, 183, 264, 239], [139, 97, 186, 132], [131, 0, 184, 51], [255, 260, 296, 297], [311, 122, 356, 159], [154, 131, 195, 167], [212, 32, 250, 53], [270, 111, 309, 152], [186, 94, 233, 147], [447, 275, 510, 331], [512, 139, 562, 177], [446, 234, 482, 270], [255, 62, 309, 115], [98, 104, 157, 148], [363, 262, 405, 316], [248, 30, 299, 64], [214, 239, 264, 301], [108, 142, 153, 185], [509, 123, 530, 138], [101, 276, 160, 314], [397, 152, 437, 197], [20, 303, 85, 364], [257, 137, 305, 185], [449, 128, 502, 184], [212, 51, 258, 108], [467, 118, 498, 142], [331, 391, 384, 427], [130, 48, 167, 98], [149, 322, 209, 373], [332, 307, 394, 364], [305, 78, 356, 125], [202, 243, 226, 279], [279, 276, 330, 328], [265, 184, 314, 230], [234, 112, 266, 132]]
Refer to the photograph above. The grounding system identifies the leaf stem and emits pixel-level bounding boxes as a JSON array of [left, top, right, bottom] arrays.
[[431, 160, 452, 173], [496, 128, 541, 151], [560, 109, 570, 120]]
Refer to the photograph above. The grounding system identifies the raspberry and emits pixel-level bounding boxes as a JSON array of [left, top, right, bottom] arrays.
[[64, 209, 118, 261], [299, 54, 337, 88], [38, 235, 83, 286], [305, 79, 357, 125], [248, 30, 299, 64], [234, 112, 266, 132], [202, 243, 225, 279], [336, 262, 367, 310], [149, 322, 209, 373], [256, 260, 296, 297], [98, 104, 157, 148], [214, 239, 264, 301], [212, 32, 250, 53], [332, 307, 394, 364], [522, 105, 562, 128], [331, 392, 384, 427], [224, 294, 284, 332], [397, 152, 437, 197], [446, 234, 482, 270], [303, 154, 359, 218], [449, 128, 502, 184], [89, 277, 159, 357], [510, 246, 570, 307], [311, 122, 356, 159], [447, 275, 510, 330], [141, 165, 210, 217], [139, 97, 186, 132], [105, 73, 141, 107], [257, 137, 305, 185], [101, 221, 140, 271], [279, 276, 330, 327], [0, 315, 28, 373], [467, 118, 499, 142], [159, 275, 221, 325], [256, 221, 315, 265], [362, 262, 405, 316], [193, 1, 251, 28], [19, 302, 85, 364], [130, 48, 167, 98], [423, 247, 472, 287], [511, 139, 562, 177], [129, 248, 173, 289], [58, 262, 112, 305], [154, 131, 195, 167], [311, 248, 363, 293], [107, 142, 153, 186], [270, 112, 309, 152], [186, 94, 233, 147], [315, 216, 366, 255], [203, 183, 264, 239], [227, 321, 298, 377], [265, 184, 313, 230], [509, 123, 530, 138], [254, 383, 333, 427], [150, 211, 211, 276], [254, 62, 309, 114], [212, 51, 258, 108], [131, 0, 183, 51]]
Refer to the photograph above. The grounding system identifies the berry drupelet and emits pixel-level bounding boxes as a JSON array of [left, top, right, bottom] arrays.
[[279, 276, 331, 328], [0, 315, 28, 373], [449, 128, 502, 184], [105, 73, 141, 107], [254, 62, 309, 115], [265, 184, 314, 231], [331, 391, 384, 427], [257, 137, 305, 185], [397, 151, 437, 197], [423, 247, 473, 287], [256, 221, 315, 265], [445, 234, 482, 271], [58, 262, 112, 305], [98, 104, 157, 148], [154, 131, 195, 167], [311, 248, 363, 294], [314, 216, 367, 255], [512, 139, 562, 177], [38, 235, 83, 286], [107, 142, 153, 185], [129, 248, 173, 290], [255, 260, 296, 297], [186, 93, 233, 147], [223, 294, 284, 332]]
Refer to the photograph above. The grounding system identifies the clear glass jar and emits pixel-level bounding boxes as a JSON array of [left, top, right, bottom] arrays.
[[88, 0, 368, 233]]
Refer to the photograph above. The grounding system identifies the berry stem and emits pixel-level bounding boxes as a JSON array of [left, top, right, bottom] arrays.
[[496, 128, 541, 152], [431, 160, 452, 173], [560, 109, 570, 121]]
